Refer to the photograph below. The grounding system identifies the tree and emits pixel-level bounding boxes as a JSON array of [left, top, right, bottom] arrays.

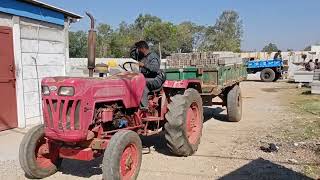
[[304, 45, 311, 51], [192, 25, 207, 52], [108, 21, 140, 58], [176, 22, 197, 53], [144, 22, 178, 57], [262, 43, 279, 53], [69, 12, 245, 58], [69, 31, 87, 58], [203, 10, 243, 52], [96, 23, 113, 57], [134, 14, 161, 39]]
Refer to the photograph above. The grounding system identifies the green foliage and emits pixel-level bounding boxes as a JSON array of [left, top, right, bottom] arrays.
[[96, 23, 113, 57], [262, 43, 279, 53], [202, 10, 243, 52], [176, 22, 198, 53], [108, 21, 140, 58], [69, 31, 88, 58], [145, 22, 178, 57], [134, 14, 161, 39], [69, 11, 244, 58]]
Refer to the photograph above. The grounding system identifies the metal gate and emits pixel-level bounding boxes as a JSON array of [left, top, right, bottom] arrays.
[[0, 26, 18, 131]]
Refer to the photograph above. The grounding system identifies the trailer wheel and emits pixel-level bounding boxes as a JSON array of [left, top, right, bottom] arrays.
[[260, 68, 276, 82], [165, 88, 203, 156], [19, 125, 61, 179], [103, 130, 142, 180], [227, 85, 242, 122], [273, 72, 281, 82]]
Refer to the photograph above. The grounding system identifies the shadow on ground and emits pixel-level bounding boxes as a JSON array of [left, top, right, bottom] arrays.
[[302, 90, 312, 95], [141, 106, 232, 157], [218, 158, 314, 180], [203, 106, 227, 122], [59, 157, 103, 178]]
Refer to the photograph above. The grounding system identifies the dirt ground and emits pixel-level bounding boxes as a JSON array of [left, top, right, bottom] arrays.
[[0, 79, 319, 180]]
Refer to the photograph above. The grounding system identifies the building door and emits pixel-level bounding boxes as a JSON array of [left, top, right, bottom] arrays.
[[0, 26, 18, 131]]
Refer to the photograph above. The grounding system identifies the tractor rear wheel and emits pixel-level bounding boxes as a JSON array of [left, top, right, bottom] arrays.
[[19, 125, 61, 179], [103, 130, 142, 180], [260, 68, 276, 82], [165, 88, 203, 156], [227, 85, 242, 122]]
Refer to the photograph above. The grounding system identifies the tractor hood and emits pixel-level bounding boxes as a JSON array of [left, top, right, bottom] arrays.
[[41, 72, 146, 109]]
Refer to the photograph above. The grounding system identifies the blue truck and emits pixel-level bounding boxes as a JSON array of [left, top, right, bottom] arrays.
[[246, 59, 284, 82]]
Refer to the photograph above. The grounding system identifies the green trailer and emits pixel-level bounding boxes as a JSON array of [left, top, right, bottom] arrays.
[[163, 64, 247, 122]]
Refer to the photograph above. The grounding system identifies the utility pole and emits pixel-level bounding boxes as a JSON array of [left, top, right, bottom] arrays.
[[158, 42, 162, 59]]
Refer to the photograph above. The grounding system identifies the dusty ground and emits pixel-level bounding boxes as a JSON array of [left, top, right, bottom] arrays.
[[0, 78, 319, 180]]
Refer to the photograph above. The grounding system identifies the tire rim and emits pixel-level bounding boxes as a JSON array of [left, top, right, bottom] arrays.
[[264, 73, 270, 79], [35, 136, 59, 169], [120, 143, 139, 179], [186, 102, 201, 144]]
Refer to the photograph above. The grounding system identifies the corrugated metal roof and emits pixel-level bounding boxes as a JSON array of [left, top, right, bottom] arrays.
[[20, 0, 82, 19]]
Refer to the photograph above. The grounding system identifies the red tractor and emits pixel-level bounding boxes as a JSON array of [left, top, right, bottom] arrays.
[[19, 13, 204, 180]]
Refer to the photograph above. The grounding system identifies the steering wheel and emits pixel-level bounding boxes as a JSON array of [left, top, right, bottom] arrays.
[[121, 62, 139, 72]]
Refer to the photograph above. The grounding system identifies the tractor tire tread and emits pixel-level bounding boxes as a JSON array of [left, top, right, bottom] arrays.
[[164, 89, 203, 157], [227, 85, 242, 122], [19, 124, 61, 179], [102, 130, 142, 180]]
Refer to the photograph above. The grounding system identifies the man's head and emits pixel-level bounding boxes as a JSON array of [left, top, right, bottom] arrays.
[[278, 50, 281, 53], [309, 59, 313, 63], [135, 41, 149, 56], [315, 59, 319, 63]]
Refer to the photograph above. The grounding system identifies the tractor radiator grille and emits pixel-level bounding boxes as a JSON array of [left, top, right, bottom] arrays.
[[44, 99, 81, 130]]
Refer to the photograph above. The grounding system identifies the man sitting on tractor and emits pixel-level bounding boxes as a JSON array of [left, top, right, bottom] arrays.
[[130, 41, 166, 111], [274, 50, 282, 60]]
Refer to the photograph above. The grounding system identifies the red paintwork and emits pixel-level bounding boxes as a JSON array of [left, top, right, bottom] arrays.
[[38, 70, 200, 167], [42, 72, 146, 142], [120, 143, 139, 179], [59, 147, 94, 161], [186, 102, 201, 145], [35, 137, 60, 169], [163, 79, 201, 89]]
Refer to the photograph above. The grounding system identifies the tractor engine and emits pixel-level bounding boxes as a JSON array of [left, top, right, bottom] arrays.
[[93, 104, 132, 131]]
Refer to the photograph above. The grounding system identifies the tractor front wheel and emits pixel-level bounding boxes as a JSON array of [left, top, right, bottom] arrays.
[[103, 130, 142, 180], [19, 125, 61, 179], [165, 88, 203, 156]]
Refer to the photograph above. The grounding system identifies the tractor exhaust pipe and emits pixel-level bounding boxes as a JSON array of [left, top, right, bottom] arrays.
[[86, 12, 96, 77]]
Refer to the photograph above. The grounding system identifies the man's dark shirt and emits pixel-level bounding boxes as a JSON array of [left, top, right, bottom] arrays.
[[140, 52, 160, 78], [274, 52, 282, 60]]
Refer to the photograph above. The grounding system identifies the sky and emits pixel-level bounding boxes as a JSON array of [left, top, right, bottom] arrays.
[[42, 0, 320, 51]]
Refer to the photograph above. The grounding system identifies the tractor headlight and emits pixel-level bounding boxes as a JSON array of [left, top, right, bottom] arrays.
[[58, 86, 75, 96], [41, 86, 50, 95]]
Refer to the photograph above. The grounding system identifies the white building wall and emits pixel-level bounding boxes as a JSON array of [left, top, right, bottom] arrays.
[[19, 17, 68, 126], [311, 45, 320, 53], [0, 12, 69, 127], [66, 58, 138, 77], [0, 13, 13, 27]]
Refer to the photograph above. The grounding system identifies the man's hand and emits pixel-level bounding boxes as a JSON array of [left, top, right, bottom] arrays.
[[138, 62, 144, 67]]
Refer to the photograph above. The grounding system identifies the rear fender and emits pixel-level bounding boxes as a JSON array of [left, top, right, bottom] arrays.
[[163, 80, 201, 89], [163, 80, 202, 96]]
